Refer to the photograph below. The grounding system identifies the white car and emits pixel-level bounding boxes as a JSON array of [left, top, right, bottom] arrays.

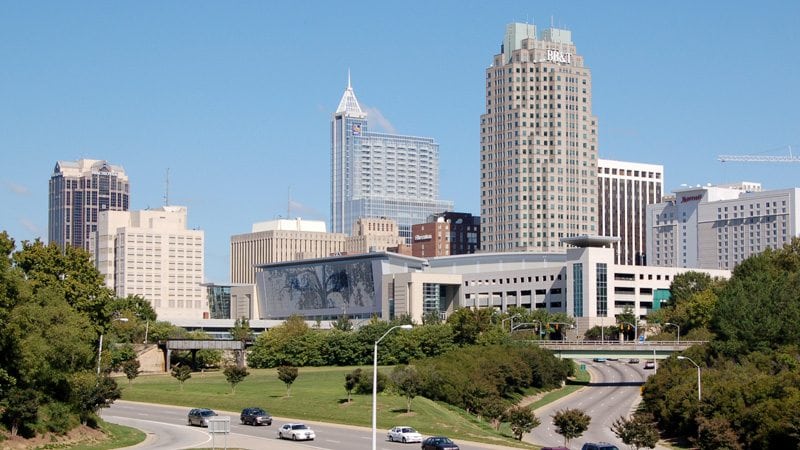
[[387, 426, 423, 443], [278, 423, 315, 441]]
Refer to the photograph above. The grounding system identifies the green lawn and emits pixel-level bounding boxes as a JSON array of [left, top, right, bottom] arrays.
[[122, 366, 586, 448]]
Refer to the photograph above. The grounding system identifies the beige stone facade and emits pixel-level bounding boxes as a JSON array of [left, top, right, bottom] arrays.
[[481, 23, 598, 252], [92, 206, 206, 321]]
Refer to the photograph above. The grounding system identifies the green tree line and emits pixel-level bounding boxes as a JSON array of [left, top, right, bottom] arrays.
[[641, 239, 800, 449]]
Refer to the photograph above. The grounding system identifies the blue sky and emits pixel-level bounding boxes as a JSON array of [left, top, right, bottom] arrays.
[[2, 1, 798, 283]]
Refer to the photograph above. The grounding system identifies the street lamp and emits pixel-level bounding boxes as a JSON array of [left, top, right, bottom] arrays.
[[97, 317, 129, 375], [501, 314, 521, 332], [372, 324, 412, 450], [677, 356, 701, 401], [664, 322, 680, 344]]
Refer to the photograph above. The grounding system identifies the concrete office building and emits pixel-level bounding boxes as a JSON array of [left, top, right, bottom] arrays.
[[330, 76, 453, 241], [647, 182, 800, 270], [481, 23, 599, 252], [92, 206, 206, 321], [231, 217, 405, 286], [598, 159, 663, 266], [230, 218, 346, 285], [411, 212, 481, 257], [253, 236, 729, 326], [49, 159, 130, 251]]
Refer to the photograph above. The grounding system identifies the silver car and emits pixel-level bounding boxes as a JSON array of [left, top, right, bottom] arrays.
[[187, 408, 217, 427]]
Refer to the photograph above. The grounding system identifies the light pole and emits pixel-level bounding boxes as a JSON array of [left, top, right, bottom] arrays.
[[677, 356, 701, 401], [97, 317, 129, 375], [372, 324, 412, 450], [501, 314, 521, 332], [511, 321, 541, 337], [664, 322, 680, 344]]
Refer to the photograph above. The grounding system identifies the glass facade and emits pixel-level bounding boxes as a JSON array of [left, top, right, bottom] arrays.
[[596, 263, 608, 316], [207, 285, 232, 319], [331, 83, 453, 239], [422, 283, 443, 316], [572, 263, 583, 317]]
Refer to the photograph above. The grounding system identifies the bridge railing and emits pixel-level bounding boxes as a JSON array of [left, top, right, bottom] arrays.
[[535, 340, 707, 346]]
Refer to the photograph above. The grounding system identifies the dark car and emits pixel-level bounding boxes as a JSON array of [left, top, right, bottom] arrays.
[[187, 408, 217, 427], [240, 407, 272, 426], [542, 447, 570, 450], [421, 436, 459, 450], [581, 442, 620, 450], [628, 358, 640, 364]]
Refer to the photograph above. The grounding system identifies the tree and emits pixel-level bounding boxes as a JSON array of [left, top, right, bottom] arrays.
[[695, 416, 743, 450], [611, 413, 660, 449], [344, 368, 361, 403], [447, 307, 494, 346], [68, 371, 121, 425], [670, 271, 716, 308], [171, 364, 192, 389], [3, 387, 39, 437], [390, 365, 421, 413], [122, 358, 140, 385], [223, 364, 249, 394], [478, 396, 506, 430], [277, 365, 298, 397], [552, 408, 591, 446], [505, 406, 541, 440], [332, 315, 353, 331], [230, 317, 254, 342]]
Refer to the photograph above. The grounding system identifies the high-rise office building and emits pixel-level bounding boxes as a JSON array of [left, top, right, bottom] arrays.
[[598, 159, 663, 265], [330, 76, 453, 241], [481, 23, 598, 252], [49, 159, 130, 251], [91, 206, 205, 321]]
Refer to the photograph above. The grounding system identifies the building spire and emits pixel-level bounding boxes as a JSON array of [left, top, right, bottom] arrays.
[[335, 70, 366, 117]]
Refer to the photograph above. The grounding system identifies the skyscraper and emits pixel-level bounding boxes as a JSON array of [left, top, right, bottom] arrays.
[[481, 23, 598, 252], [598, 159, 663, 265], [49, 159, 130, 251], [330, 76, 453, 241]]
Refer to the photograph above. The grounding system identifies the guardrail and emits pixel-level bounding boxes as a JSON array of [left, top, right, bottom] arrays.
[[535, 340, 707, 346]]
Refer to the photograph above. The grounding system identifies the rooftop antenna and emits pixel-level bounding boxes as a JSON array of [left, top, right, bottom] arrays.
[[163, 168, 170, 206], [347, 68, 351, 89]]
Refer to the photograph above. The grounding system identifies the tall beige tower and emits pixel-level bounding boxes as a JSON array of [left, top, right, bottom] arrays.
[[481, 23, 598, 252]]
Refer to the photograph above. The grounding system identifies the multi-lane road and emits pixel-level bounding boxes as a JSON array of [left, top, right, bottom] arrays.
[[526, 358, 652, 448], [102, 401, 510, 450], [103, 360, 655, 449]]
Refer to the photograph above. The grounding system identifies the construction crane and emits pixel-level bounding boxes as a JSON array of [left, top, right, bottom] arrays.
[[718, 145, 800, 162]]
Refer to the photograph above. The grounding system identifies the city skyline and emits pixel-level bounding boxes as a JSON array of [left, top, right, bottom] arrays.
[[2, 1, 798, 283]]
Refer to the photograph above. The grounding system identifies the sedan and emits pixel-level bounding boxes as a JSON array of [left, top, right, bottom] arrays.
[[278, 423, 315, 441], [387, 426, 423, 443], [628, 358, 640, 364], [421, 436, 459, 450], [240, 407, 272, 426], [644, 361, 656, 369], [187, 408, 217, 427]]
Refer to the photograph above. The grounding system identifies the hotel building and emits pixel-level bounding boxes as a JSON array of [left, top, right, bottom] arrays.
[[648, 183, 800, 270], [481, 23, 598, 252]]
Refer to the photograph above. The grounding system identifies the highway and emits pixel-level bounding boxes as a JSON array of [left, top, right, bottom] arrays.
[[525, 358, 652, 449], [102, 401, 510, 450]]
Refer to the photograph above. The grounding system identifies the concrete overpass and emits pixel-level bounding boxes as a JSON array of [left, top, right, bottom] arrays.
[[532, 340, 705, 359]]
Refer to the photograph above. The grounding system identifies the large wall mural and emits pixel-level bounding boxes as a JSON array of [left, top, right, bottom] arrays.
[[256, 259, 377, 318]]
